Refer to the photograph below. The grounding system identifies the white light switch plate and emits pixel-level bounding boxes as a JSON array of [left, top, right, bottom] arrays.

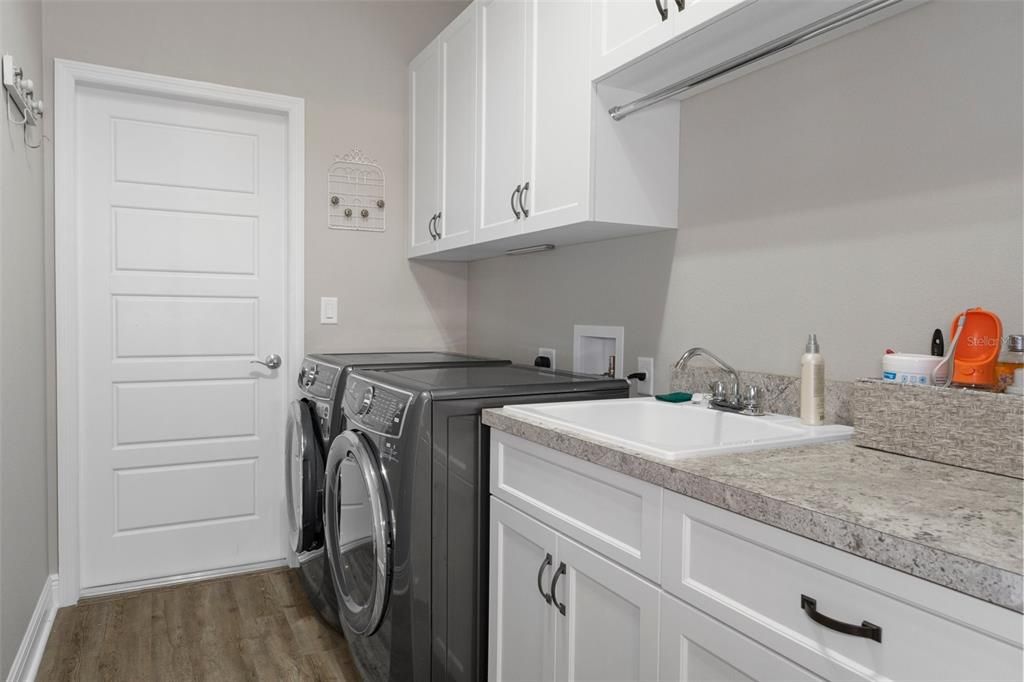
[[320, 297, 338, 324], [637, 357, 654, 396]]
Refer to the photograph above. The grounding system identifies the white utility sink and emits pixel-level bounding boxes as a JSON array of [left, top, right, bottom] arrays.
[[503, 397, 852, 460]]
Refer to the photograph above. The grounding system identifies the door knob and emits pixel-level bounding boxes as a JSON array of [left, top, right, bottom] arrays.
[[251, 353, 282, 370]]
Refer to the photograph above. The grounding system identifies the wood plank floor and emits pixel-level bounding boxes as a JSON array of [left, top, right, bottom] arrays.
[[37, 569, 361, 681]]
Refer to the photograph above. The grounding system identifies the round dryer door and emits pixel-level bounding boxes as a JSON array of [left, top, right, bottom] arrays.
[[286, 399, 325, 553], [324, 430, 393, 636]]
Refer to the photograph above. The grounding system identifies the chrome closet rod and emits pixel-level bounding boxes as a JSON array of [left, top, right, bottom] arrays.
[[608, 0, 905, 121]]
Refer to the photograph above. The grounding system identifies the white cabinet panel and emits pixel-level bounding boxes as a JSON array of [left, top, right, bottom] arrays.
[[591, 0, 677, 79], [491, 432, 662, 581], [439, 6, 478, 248], [659, 591, 821, 682], [523, 0, 591, 233], [489, 498, 557, 682], [478, 0, 529, 240], [661, 491, 1024, 682], [554, 535, 660, 682], [409, 40, 442, 256]]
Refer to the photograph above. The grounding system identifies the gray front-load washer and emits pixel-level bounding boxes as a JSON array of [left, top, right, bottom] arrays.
[[323, 365, 628, 681], [286, 353, 508, 631]]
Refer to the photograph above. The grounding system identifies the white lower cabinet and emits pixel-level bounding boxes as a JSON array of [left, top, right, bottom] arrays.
[[488, 430, 1024, 682], [489, 498, 557, 682], [554, 536, 660, 682], [659, 592, 822, 682]]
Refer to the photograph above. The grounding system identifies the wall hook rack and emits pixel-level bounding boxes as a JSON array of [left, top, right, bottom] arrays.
[[3, 54, 44, 128], [328, 149, 386, 232]]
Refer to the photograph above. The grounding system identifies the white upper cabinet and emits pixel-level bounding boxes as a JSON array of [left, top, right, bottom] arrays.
[[408, 38, 442, 257], [522, 0, 592, 234], [478, 0, 530, 243], [595, 0, 926, 99], [409, 0, 680, 262], [439, 4, 479, 249], [591, 0, 679, 79]]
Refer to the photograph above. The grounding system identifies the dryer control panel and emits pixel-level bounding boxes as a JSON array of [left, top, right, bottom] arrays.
[[343, 377, 411, 438]]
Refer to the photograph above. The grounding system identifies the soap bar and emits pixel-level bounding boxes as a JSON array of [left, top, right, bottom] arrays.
[[655, 392, 692, 403]]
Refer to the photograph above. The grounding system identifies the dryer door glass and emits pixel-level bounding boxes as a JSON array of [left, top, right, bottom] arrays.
[[286, 399, 325, 553], [325, 429, 393, 636]]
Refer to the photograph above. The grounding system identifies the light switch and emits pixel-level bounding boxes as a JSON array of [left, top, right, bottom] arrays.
[[320, 297, 338, 324]]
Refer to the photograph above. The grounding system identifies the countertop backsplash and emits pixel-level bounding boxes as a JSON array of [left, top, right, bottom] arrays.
[[670, 366, 854, 426]]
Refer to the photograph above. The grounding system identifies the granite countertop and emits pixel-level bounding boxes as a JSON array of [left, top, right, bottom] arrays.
[[483, 407, 1024, 613]]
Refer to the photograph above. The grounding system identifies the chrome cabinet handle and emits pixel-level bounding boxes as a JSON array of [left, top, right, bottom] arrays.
[[510, 185, 522, 219], [428, 213, 438, 240], [801, 595, 882, 643], [536, 553, 553, 604], [655, 0, 669, 21], [674, 0, 684, 11], [518, 182, 530, 218], [251, 354, 282, 370], [435, 211, 442, 239], [549, 561, 566, 615]]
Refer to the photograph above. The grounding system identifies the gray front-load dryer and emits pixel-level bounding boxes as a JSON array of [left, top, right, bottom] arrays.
[[323, 365, 628, 682], [286, 353, 508, 631]]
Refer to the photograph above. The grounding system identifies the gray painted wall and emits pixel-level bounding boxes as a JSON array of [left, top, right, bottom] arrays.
[[468, 0, 1024, 391], [40, 0, 470, 572], [0, 0, 48, 676]]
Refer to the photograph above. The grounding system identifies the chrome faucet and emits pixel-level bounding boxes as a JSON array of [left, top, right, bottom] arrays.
[[674, 347, 765, 416]]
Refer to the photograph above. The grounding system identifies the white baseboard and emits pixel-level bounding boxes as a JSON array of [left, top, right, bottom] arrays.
[[76, 557, 289, 600], [6, 574, 59, 682]]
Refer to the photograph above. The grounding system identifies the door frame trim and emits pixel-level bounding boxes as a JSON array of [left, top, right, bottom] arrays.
[[54, 59, 305, 606]]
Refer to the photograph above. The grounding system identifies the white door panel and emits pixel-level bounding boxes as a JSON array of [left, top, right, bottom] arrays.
[[524, 0, 591, 233], [554, 535, 660, 682], [76, 84, 289, 588], [410, 42, 442, 256], [478, 0, 529, 240], [439, 6, 478, 248]]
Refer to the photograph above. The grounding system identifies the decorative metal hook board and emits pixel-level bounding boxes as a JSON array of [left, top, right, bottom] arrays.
[[328, 149, 386, 232]]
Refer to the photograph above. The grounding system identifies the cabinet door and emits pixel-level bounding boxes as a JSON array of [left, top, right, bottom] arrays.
[[659, 592, 823, 682], [591, 0, 677, 80], [409, 40, 441, 256], [553, 536, 660, 682], [522, 0, 591, 234], [438, 5, 477, 250], [477, 0, 528, 242], [489, 498, 557, 682]]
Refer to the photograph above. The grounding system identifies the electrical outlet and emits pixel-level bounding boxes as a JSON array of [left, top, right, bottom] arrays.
[[637, 357, 654, 396], [537, 347, 556, 371], [320, 297, 338, 324]]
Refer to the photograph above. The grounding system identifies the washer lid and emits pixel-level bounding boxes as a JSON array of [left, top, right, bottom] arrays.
[[286, 399, 325, 553], [324, 430, 393, 636]]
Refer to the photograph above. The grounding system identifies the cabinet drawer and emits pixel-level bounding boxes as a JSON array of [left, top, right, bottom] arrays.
[[660, 591, 822, 682], [490, 431, 662, 581], [662, 492, 1023, 681]]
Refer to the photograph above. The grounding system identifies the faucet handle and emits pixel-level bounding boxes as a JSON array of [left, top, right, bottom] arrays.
[[742, 384, 765, 414], [709, 380, 728, 403]]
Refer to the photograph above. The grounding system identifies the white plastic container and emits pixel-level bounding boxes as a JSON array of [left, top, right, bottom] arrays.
[[882, 353, 947, 386]]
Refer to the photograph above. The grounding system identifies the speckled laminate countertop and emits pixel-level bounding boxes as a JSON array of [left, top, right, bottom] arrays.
[[483, 407, 1024, 612]]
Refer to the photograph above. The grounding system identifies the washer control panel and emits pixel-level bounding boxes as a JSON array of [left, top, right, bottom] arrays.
[[343, 377, 411, 438], [298, 358, 342, 442]]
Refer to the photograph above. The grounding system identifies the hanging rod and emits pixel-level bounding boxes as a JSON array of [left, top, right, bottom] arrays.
[[608, 0, 905, 121]]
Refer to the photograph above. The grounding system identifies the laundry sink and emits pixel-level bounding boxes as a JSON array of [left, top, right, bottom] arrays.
[[502, 397, 852, 460]]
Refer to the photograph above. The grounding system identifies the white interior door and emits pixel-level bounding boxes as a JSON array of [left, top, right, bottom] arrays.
[[74, 82, 291, 589]]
